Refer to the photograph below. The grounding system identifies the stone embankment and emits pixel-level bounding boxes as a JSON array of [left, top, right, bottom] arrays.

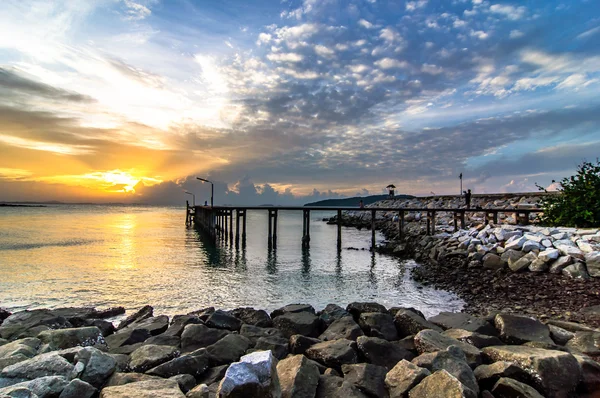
[[1, 303, 599, 397]]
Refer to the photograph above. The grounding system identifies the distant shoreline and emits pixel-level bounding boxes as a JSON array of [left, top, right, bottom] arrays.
[[0, 203, 46, 208]]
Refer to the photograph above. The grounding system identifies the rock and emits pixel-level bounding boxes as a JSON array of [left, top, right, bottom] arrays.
[[319, 317, 363, 341], [441, 329, 503, 349], [546, 319, 597, 332], [0, 338, 39, 361], [205, 334, 251, 366], [145, 334, 180, 347], [0, 376, 68, 398], [105, 372, 160, 387], [240, 324, 284, 346], [474, 361, 532, 391], [318, 304, 351, 327], [585, 252, 600, 277], [162, 315, 202, 338], [277, 354, 320, 398], [188, 307, 214, 322], [170, 374, 196, 394], [491, 377, 544, 398], [414, 330, 482, 368], [574, 354, 600, 394], [494, 314, 553, 344], [394, 310, 442, 337], [414, 346, 479, 394], [255, 336, 289, 360], [482, 253, 505, 270], [230, 308, 272, 328], [217, 350, 281, 398], [554, 241, 584, 259], [0, 310, 72, 340], [385, 359, 430, 398], [59, 378, 96, 398], [305, 339, 358, 371], [549, 255, 573, 273], [389, 307, 425, 320], [500, 249, 524, 264], [205, 310, 242, 331], [123, 315, 169, 336], [271, 304, 315, 318], [528, 259, 548, 272], [538, 248, 559, 263], [562, 262, 590, 279], [129, 344, 178, 373], [333, 381, 371, 397], [428, 312, 496, 336], [508, 252, 537, 272], [289, 335, 321, 355], [100, 378, 185, 398], [565, 331, 600, 355], [482, 345, 580, 397], [117, 305, 154, 330], [109, 342, 143, 355], [1, 352, 74, 381], [521, 240, 540, 253], [105, 328, 151, 349], [180, 324, 229, 353], [186, 383, 210, 398], [341, 363, 387, 398], [356, 336, 414, 370], [76, 346, 117, 388], [315, 374, 343, 397], [504, 236, 527, 251], [408, 370, 476, 398], [147, 354, 209, 378], [346, 303, 388, 320], [357, 313, 398, 341], [273, 312, 320, 339], [38, 327, 106, 352], [547, 324, 574, 345]]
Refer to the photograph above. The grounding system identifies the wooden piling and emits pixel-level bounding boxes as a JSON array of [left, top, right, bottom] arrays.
[[337, 209, 342, 250], [371, 209, 376, 250]]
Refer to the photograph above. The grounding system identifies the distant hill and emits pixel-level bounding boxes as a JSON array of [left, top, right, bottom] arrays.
[[304, 194, 414, 207]]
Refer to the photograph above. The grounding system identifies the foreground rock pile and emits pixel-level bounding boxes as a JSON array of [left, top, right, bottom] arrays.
[[1, 303, 599, 397]]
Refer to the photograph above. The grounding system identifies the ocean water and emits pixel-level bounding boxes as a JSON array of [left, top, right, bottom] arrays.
[[0, 205, 463, 317]]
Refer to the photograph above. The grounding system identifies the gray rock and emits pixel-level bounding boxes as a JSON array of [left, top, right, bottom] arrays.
[[0, 338, 39, 360], [147, 354, 209, 378], [428, 312, 496, 336], [474, 361, 532, 391], [273, 312, 320, 339], [346, 303, 388, 319], [315, 374, 343, 398], [319, 317, 363, 341], [504, 236, 527, 251], [205, 334, 251, 366], [494, 314, 553, 344], [318, 304, 351, 327], [105, 372, 160, 387], [554, 241, 584, 259], [491, 377, 544, 398], [59, 378, 96, 398], [482, 253, 505, 270], [482, 345, 580, 397], [413, 346, 478, 395], [1, 352, 74, 381], [99, 378, 185, 398], [538, 248, 559, 263], [170, 374, 196, 394], [528, 259, 549, 272], [508, 252, 537, 272], [546, 319, 597, 332], [217, 350, 281, 398], [0, 376, 68, 398], [230, 308, 273, 328], [441, 329, 503, 349], [341, 363, 388, 398], [521, 240, 541, 253], [162, 315, 202, 337], [305, 339, 358, 371], [574, 354, 600, 394], [186, 383, 209, 398], [289, 335, 321, 355], [356, 336, 414, 370], [129, 344, 178, 373], [122, 315, 169, 336], [145, 334, 180, 347], [547, 324, 574, 345], [394, 310, 442, 337], [271, 304, 315, 318], [76, 346, 117, 388], [562, 262, 590, 279], [408, 369, 476, 398], [585, 252, 600, 277], [116, 305, 154, 330], [255, 336, 289, 360], [549, 255, 573, 273], [38, 327, 106, 352], [357, 313, 398, 341], [385, 359, 430, 398], [205, 310, 242, 331], [277, 354, 320, 398], [0, 310, 72, 340], [413, 330, 482, 368], [240, 324, 283, 346], [105, 328, 151, 349], [180, 324, 229, 353], [500, 249, 524, 264], [565, 331, 600, 356], [197, 365, 228, 387]]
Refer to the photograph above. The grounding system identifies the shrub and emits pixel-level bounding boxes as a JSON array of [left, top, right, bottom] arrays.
[[536, 159, 600, 227]]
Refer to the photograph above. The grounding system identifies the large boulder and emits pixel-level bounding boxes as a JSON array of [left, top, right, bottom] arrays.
[[0, 376, 68, 397], [585, 252, 600, 277], [575, 354, 600, 394], [60, 378, 97, 398], [105, 328, 151, 349], [230, 308, 273, 328], [494, 314, 553, 345], [414, 330, 482, 368], [240, 324, 283, 346], [538, 248, 559, 263], [357, 313, 398, 341], [161, 315, 202, 338], [122, 315, 169, 336], [38, 326, 106, 352], [105, 372, 160, 387], [356, 336, 414, 370], [565, 331, 600, 356], [129, 344, 178, 373], [180, 324, 230, 353], [147, 354, 209, 378], [412, 346, 479, 395], [318, 304, 351, 327], [0, 310, 72, 340], [305, 339, 358, 371], [508, 252, 537, 272], [482, 345, 580, 397], [562, 263, 590, 279], [273, 312, 320, 339], [319, 317, 363, 341], [442, 329, 503, 349], [76, 346, 118, 388], [255, 336, 289, 360], [491, 377, 544, 398], [0, 352, 74, 382], [408, 370, 476, 398], [206, 310, 242, 331], [346, 303, 388, 320], [428, 313, 496, 336], [474, 361, 532, 391], [0, 338, 39, 363], [277, 354, 320, 398], [394, 310, 442, 337], [116, 305, 153, 330], [205, 334, 251, 366], [99, 378, 185, 398], [385, 359, 430, 398], [341, 363, 387, 398], [547, 324, 574, 346], [289, 335, 321, 355], [482, 253, 506, 270], [271, 304, 315, 318], [217, 350, 281, 398], [549, 255, 573, 274], [315, 374, 344, 397]]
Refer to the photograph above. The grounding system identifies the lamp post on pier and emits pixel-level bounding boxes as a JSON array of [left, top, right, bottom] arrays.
[[196, 177, 214, 207], [184, 191, 195, 206]]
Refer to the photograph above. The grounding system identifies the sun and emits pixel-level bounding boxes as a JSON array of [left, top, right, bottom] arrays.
[[98, 171, 142, 193]]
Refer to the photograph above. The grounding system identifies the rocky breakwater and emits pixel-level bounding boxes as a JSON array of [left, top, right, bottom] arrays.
[[1, 303, 599, 397]]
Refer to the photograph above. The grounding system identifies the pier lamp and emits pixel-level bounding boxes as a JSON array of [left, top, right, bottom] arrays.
[[184, 191, 195, 206], [196, 177, 214, 207]]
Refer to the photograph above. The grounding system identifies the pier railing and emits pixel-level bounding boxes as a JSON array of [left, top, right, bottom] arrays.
[[187, 205, 543, 250]]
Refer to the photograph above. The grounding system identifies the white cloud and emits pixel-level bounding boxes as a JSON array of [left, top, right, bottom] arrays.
[[266, 52, 304, 63], [470, 30, 489, 40], [279, 68, 319, 79], [375, 58, 408, 69], [380, 27, 402, 43], [314, 44, 335, 58], [556, 74, 599, 90], [358, 19, 374, 29], [489, 4, 526, 20], [509, 30, 524, 39], [472, 0, 483, 4], [348, 64, 370, 74], [123, 0, 151, 21], [421, 64, 443, 75], [406, 0, 428, 11], [453, 19, 467, 28], [257, 33, 272, 45], [577, 26, 600, 40], [335, 43, 349, 51]]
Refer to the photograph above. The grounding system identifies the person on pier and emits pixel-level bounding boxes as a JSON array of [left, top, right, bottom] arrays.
[[463, 189, 472, 209]]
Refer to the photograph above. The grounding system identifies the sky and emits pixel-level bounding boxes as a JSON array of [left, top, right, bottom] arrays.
[[0, 0, 599, 205]]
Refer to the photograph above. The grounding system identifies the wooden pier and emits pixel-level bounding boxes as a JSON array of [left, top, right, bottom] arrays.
[[187, 204, 543, 250]]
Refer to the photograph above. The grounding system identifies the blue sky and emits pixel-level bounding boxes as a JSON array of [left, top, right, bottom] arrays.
[[0, 0, 599, 204]]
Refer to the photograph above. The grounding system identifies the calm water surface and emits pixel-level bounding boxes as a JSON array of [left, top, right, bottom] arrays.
[[0, 205, 463, 317]]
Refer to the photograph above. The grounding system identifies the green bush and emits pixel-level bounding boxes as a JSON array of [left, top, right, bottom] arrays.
[[537, 159, 600, 227]]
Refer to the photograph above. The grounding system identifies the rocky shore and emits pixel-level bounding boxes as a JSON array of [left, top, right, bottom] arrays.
[[334, 193, 600, 329], [0, 303, 599, 397]]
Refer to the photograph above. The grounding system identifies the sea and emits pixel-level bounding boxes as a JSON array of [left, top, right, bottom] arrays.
[[0, 205, 464, 317]]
